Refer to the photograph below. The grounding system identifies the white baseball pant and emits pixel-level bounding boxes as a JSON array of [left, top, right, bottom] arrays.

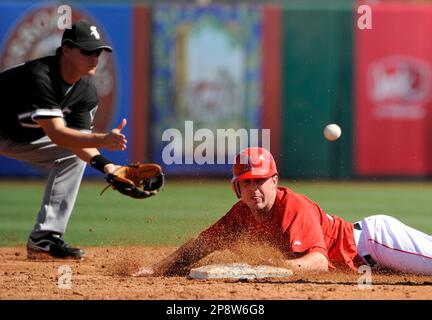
[[0, 134, 86, 238], [354, 215, 432, 275]]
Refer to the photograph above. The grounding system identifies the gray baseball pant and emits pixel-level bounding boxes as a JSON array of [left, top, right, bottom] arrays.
[[0, 134, 86, 239]]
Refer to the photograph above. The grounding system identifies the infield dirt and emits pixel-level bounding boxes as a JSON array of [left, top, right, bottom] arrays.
[[1, 246, 432, 300]]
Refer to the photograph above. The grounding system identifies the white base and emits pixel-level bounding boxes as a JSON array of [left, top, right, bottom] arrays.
[[189, 263, 293, 280]]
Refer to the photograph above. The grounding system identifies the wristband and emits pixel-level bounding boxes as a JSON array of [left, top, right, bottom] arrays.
[[90, 154, 113, 173]]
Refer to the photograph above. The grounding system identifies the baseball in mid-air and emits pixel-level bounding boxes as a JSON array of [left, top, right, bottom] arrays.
[[323, 124, 342, 141]]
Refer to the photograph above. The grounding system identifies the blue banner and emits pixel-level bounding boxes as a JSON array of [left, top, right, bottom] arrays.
[[0, 2, 132, 177]]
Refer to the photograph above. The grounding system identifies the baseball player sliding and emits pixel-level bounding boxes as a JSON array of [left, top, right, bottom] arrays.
[[0, 21, 130, 260], [134, 147, 432, 276]]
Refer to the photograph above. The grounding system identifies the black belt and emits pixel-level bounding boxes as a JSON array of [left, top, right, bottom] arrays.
[[353, 222, 377, 267]]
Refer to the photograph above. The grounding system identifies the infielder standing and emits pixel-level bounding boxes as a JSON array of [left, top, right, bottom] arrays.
[[0, 20, 125, 260], [134, 147, 432, 276]]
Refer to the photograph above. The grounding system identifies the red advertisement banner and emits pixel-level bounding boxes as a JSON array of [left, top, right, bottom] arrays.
[[355, 4, 432, 176]]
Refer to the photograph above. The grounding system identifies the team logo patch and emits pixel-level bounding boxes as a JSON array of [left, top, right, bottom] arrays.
[[90, 26, 100, 39]]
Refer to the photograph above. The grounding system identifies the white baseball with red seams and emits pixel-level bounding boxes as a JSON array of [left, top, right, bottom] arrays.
[[323, 124, 342, 141], [353, 215, 432, 275]]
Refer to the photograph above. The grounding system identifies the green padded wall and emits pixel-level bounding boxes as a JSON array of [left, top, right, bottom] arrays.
[[280, 0, 355, 178]]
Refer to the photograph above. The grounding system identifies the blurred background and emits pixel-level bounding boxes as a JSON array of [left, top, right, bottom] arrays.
[[2, 0, 432, 180], [2, 0, 432, 246]]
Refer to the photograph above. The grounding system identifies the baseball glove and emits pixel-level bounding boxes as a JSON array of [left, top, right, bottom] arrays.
[[101, 163, 164, 199]]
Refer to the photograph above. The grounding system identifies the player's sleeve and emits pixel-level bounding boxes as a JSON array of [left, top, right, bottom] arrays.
[[198, 203, 245, 252], [26, 75, 63, 125], [286, 202, 329, 259]]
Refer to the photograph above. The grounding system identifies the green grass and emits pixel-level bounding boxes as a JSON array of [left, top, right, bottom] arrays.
[[1, 179, 432, 246]]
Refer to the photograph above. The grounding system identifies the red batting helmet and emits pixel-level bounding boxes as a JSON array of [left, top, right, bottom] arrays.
[[231, 147, 278, 198]]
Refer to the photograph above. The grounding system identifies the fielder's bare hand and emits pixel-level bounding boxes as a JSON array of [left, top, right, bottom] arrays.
[[102, 118, 127, 151], [103, 163, 121, 174]]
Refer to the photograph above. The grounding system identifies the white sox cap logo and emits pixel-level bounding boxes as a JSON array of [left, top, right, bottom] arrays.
[[90, 26, 100, 39]]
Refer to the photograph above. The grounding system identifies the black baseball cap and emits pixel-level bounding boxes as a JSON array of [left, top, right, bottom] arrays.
[[62, 20, 112, 52]]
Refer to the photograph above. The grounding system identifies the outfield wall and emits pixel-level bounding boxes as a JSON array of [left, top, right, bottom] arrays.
[[354, 3, 432, 177], [0, 1, 431, 178], [279, 0, 354, 178]]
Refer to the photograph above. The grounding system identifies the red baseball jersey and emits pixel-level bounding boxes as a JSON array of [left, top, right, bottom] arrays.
[[200, 187, 360, 271]]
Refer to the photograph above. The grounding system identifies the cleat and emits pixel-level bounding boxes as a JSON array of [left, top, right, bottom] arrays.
[[27, 233, 85, 260]]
